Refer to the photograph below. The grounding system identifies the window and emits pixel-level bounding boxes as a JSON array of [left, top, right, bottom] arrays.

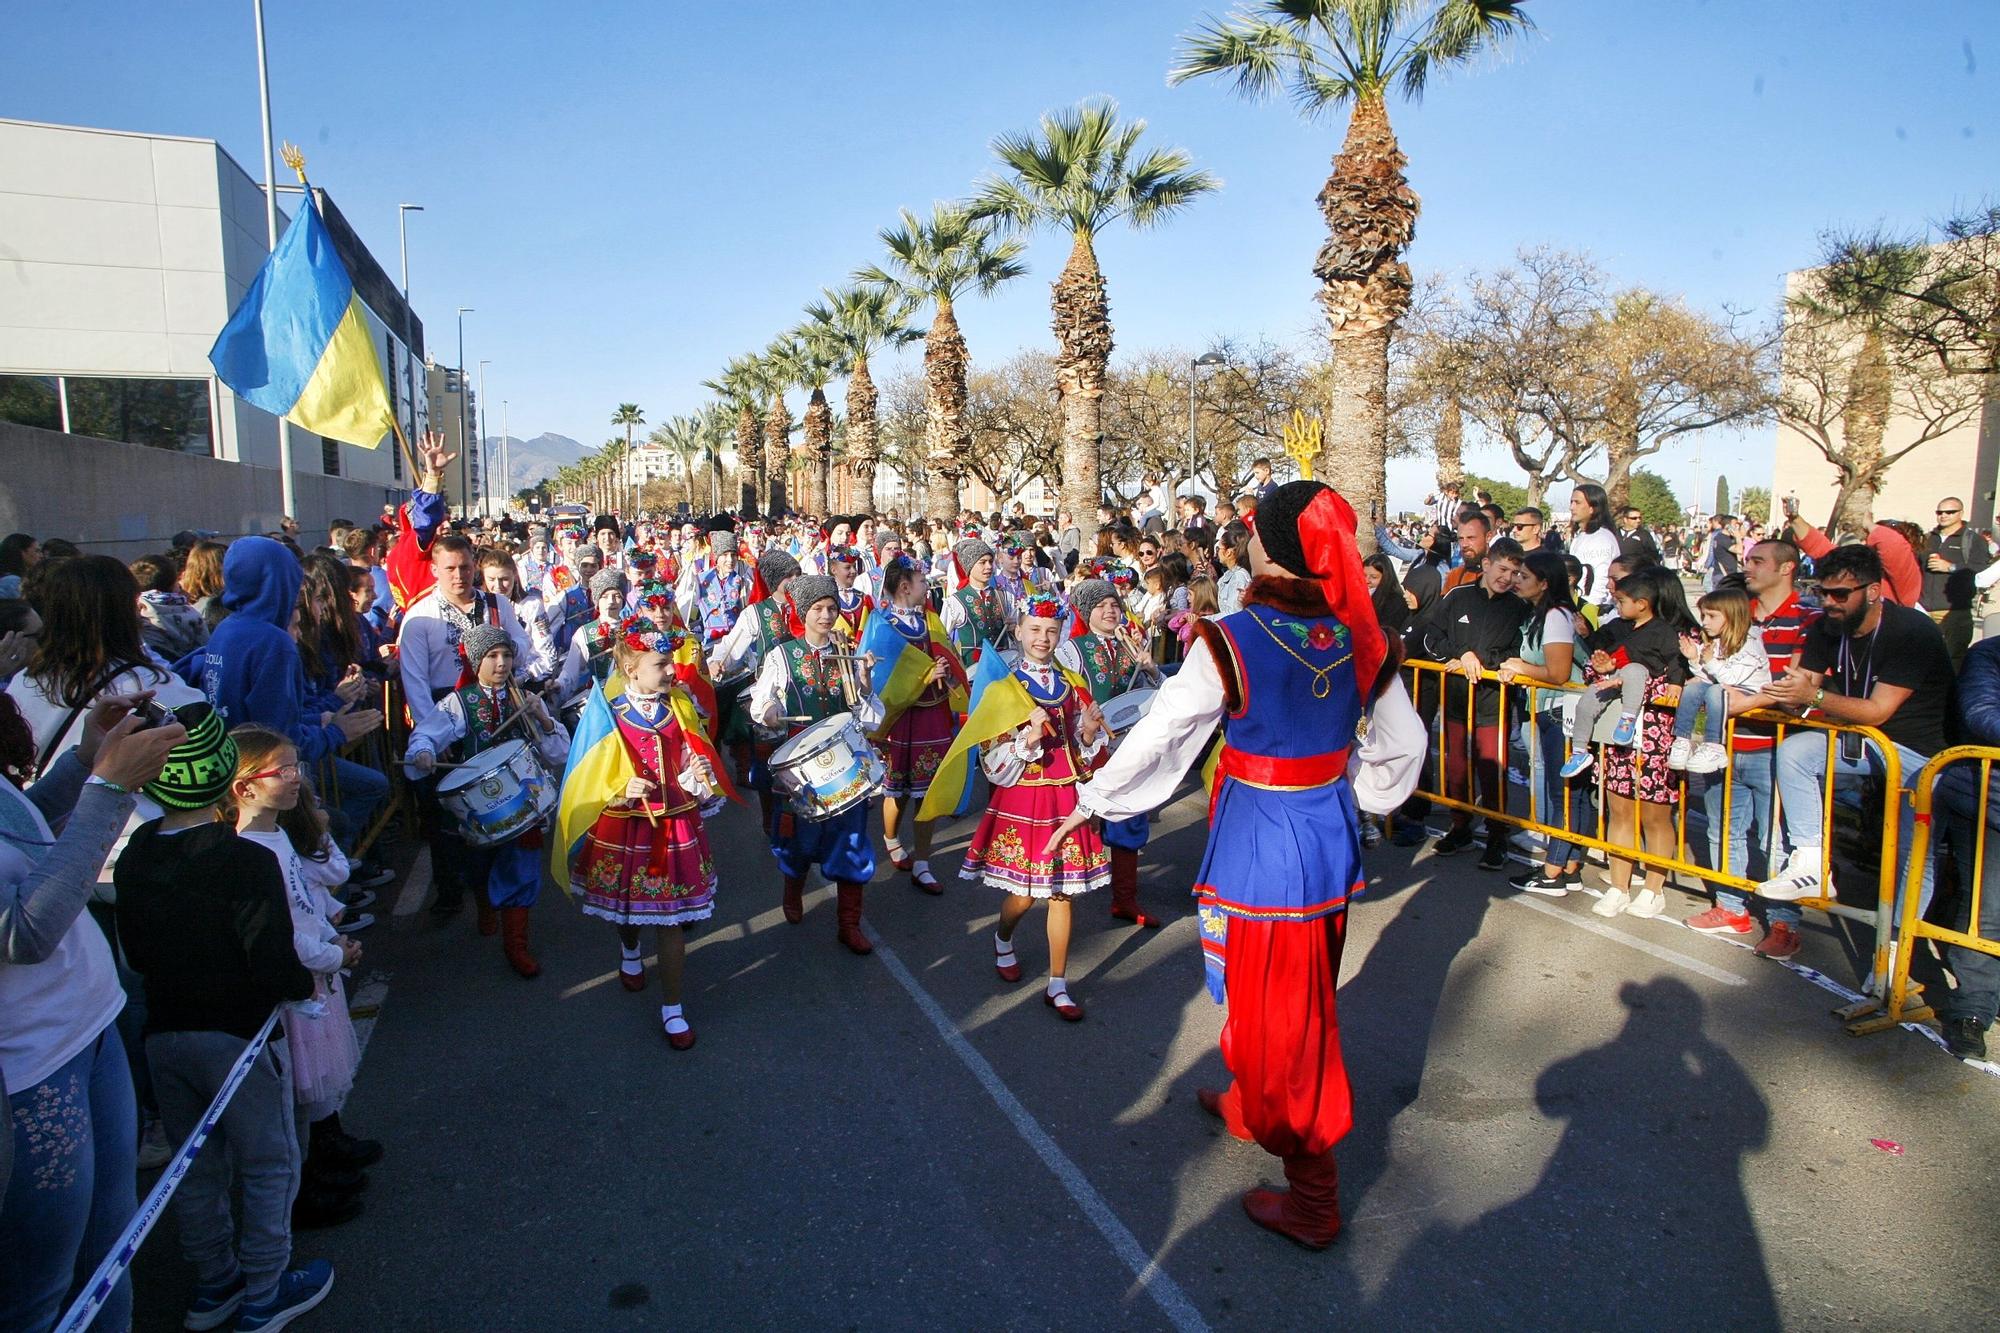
[[322, 435, 341, 477], [59, 377, 214, 455], [0, 375, 61, 432]]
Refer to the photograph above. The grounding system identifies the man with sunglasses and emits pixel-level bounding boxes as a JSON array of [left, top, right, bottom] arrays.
[[1752, 544, 1955, 913], [1923, 496, 1992, 668]]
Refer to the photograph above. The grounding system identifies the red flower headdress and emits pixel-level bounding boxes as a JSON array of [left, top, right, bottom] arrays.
[[619, 615, 684, 657]]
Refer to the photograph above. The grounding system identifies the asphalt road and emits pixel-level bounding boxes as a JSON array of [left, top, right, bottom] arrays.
[[129, 778, 2000, 1332]]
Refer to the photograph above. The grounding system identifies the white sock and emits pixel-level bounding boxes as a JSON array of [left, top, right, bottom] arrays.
[[1046, 975, 1068, 998], [994, 931, 1016, 959], [661, 1004, 689, 1034], [912, 859, 931, 877], [620, 942, 643, 975]]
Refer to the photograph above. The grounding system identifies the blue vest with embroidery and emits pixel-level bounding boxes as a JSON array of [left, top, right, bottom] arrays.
[[1210, 605, 1362, 761]]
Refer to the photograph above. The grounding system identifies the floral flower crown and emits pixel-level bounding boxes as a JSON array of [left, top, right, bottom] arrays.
[[827, 545, 862, 565], [618, 614, 685, 656], [1023, 595, 1064, 620]]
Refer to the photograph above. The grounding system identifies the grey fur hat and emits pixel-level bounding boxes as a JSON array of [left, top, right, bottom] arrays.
[[759, 549, 801, 592], [588, 568, 627, 599], [710, 529, 741, 555], [788, 574, 837, 612], [461, 622, 513, 665], [1068, 578, 1120, 623], [953, 538, 993, 570]]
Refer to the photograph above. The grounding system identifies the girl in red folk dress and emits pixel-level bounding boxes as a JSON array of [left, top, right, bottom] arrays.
[[872, 558, 966, 893], [572, 618, 724, 1050], [956, 596, 1110, 1021]]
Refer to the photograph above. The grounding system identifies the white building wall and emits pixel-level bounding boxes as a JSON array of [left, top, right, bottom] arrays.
[[0, 118, 414, 489]]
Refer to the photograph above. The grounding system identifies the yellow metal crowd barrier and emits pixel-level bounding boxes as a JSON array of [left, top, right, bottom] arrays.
[[1401, 657, 1912, 1013], [1884, 746, 2000, 1027]]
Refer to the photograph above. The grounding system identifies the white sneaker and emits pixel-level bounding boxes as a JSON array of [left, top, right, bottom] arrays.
[[1667, 737, 1694, 770], [1593, 886, 1633, 918], [1687, 742, 1729, 775], [1756, 846, 1827, 902], [1626, 887, 1667, 919]]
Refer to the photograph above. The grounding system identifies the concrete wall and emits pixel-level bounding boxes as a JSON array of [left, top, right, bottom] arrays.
[[0, 419, 404, 561]]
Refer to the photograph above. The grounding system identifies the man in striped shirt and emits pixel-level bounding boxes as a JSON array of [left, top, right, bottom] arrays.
[[1685, 537, 1818, 959]]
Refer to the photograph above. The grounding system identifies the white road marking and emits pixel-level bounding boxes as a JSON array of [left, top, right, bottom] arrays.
[[393, 846, 432, 916], [866, 927, 1211, 1333], [1503, 893, 1747, 987]]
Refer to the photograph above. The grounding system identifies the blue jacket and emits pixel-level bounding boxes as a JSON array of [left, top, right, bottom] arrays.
[[176, 537, 345, 764], [1940, 637, 1998, 829]]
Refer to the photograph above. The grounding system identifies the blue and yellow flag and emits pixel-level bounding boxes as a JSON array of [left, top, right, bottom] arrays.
[[917, 654, 1089, 823], [208, 195, 395, 448], [860, 610, 966, 737]]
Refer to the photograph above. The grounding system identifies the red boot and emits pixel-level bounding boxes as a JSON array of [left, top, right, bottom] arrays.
[[834, 882, 872, 955], [474, 885, 499, 937], [1241, 1153, 1342, 1250], [499, 907, 542, 979], [1108, 848, 1161, 928], [1196, 1084, 1255, 1142], [782, 875, 805, 924]]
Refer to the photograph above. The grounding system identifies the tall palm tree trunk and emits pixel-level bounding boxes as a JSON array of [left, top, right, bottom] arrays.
[[764, 397, 791, 516], [803, 387, 833, 517], [1052, 232, 1111, 545], [1311, 91, 1417, 549], [1833, 328, 1892, 532], [736, 406, 759, 514], [924, 298, 970, 521], [846, 355, 879, 514]]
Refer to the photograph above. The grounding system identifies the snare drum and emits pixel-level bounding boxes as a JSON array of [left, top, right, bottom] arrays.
[[1096, 688, 1157, 742], [767, 712, 885, 821], [437, 740, 559, 845]]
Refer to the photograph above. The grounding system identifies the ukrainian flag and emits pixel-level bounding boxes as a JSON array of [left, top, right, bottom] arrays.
[[917, 652, 1089, 824], [859, 609, 966, 736], [208, 195, 395, 448]]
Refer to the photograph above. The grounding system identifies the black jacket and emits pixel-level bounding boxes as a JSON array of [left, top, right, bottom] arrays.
[[116, 820, 315, 1039], [1417, 582, 1532, 722]]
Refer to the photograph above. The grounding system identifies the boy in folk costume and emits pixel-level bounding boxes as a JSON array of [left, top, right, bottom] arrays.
[[747, 575, 885, 953], [1049, 481, 1425, 1248], [562, 615, 733, 1049], [828, 545, 874, 640], [1053, 577, 1167, 928], [405, 624, 571, 977], [923, 596, 1111, 1021], [692, 530, 754, 646], [865, 557, 969, 893], [940, 538, 1016, 670], [551, 568, 631, 706]]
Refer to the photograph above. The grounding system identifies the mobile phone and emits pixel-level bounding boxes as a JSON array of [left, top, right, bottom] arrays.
[[131, 699, 174, 730], [1839, 731, 1864, 764], [1782, 494, 1799, 519]]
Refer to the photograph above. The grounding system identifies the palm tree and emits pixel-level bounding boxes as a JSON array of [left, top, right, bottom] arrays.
[[857, 204, 1027, 520], [970, 98, 1216, 543], [696, 403, 732, 513], [803, 285, 924, 515], [765, 334, 838, 517], [1172, 0, 1533, 542], [703, 357, 765, 514], [610, 403, 645, 514], [749, 351, 793, 517]]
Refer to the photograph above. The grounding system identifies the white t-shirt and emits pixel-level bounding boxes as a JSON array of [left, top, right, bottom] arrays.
[[1567, 527, 1623, 607]]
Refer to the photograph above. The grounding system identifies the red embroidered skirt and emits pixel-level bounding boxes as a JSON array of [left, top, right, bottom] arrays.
[[878, 699, 955, 799], [576, 803, 717, 927], [960, 778, 1109, 898]]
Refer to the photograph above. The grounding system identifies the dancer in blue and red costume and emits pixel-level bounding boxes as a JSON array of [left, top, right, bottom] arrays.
[[1050, 481, 1425, 1249]]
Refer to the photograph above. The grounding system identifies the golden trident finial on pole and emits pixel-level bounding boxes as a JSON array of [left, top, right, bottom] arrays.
[[280, 141, 307, 184], [1282, 409, 1323, 482]]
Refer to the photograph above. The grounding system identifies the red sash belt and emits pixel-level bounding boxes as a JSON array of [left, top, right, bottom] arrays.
[[1211, 744, 1351, 822]]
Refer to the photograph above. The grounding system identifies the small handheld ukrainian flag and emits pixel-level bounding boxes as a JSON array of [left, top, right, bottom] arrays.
[[208, 188, 395, 448]]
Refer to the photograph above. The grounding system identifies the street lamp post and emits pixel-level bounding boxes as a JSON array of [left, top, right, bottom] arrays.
[[1188, 351, 1227, 502], [501, 399, 509, 522], [396, 203, 423, 488], [476, 360, 492, 520], [455, 307, 473, 515]]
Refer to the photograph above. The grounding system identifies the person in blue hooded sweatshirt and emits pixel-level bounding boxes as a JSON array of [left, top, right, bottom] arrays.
[[177, 537, 389, 865]]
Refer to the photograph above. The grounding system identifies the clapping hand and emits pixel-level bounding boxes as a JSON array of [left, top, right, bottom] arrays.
[[334, 664, 369, 704]]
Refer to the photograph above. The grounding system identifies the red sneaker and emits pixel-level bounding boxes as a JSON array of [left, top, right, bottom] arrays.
[[1754, 922, 1802, 960], [1684, 906, 1754, 937]]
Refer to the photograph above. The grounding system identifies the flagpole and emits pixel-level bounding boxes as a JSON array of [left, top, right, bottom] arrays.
[[252, 0, 296, 525]]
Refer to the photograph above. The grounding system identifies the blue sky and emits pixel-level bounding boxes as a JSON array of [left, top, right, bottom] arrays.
[[7, 1, 1994, 508]]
